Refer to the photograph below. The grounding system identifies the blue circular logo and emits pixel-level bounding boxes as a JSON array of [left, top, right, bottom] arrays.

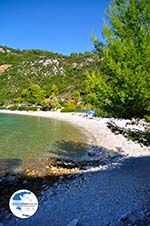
[[9, 189, 38, 219]]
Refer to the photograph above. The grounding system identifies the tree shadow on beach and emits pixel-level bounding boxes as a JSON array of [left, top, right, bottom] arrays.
[[0, 173, 60, 222], [50, 140, 124, 167], [107, 120, 150, 147], [50, 140, 90, 159], [1, 155, 150, 226], [0, 159, 22, 176], [1, 140, 150, 225], [0, 140, 124, 221]]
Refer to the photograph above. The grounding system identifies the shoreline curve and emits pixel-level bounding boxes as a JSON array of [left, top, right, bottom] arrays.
[[0, 109, 149, 160]]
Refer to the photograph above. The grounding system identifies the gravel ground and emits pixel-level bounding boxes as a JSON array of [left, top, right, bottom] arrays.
[[0, 110, 150, 226], [4, 156, 150, 226]]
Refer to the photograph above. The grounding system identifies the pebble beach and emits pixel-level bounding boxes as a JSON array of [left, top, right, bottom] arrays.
[[0, 110, 150, 226], [0, 110, 149, 158]]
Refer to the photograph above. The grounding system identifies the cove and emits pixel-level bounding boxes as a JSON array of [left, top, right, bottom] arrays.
[[0, 113, 88, 161]]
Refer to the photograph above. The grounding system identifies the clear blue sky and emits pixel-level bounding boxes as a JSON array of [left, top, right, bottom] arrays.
[[0, 0, 110, 55]]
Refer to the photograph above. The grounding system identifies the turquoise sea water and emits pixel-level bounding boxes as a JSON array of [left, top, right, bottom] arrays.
[[0, 113, 88, 160]]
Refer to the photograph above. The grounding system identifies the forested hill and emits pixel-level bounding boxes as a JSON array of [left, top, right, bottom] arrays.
[[0, 45, 100, 111], [0, 0, 150, 120]]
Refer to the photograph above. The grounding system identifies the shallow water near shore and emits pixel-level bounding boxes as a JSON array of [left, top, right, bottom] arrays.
[[0, 113, 89, 174], [0, 112, 90, 222]]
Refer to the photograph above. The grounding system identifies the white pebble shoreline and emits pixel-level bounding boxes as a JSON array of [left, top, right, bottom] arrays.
[[1, 110, 150, 226], [0, 110, 150, 157], [0, 110, 149, 159]]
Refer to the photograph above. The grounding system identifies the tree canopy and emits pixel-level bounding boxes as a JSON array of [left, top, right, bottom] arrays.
[[86, 0, 150, 118]]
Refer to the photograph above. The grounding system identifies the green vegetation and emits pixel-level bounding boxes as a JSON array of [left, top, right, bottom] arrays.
[[0, 0, 150, 119], [0, 46, 100, 110], [85, 0, 150, 118]]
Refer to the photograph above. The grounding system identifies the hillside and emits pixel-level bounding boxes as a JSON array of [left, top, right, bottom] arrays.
[[0, 45, 100, 110]]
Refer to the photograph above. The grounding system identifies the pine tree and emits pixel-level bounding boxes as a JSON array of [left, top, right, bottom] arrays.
[[102, 0, 150, 118]]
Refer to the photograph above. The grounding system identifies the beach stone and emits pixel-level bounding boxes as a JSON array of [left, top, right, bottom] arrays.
[[88, 151, 96, 157], [22, 180, 27, 184], [67, 218, 79, 226], [112, 210, 147, 226], [5, 174, 16, 182], [111, 153, 120, 160]]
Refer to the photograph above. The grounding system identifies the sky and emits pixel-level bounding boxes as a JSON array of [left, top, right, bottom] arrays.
[[0, 0, 110, 55]]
